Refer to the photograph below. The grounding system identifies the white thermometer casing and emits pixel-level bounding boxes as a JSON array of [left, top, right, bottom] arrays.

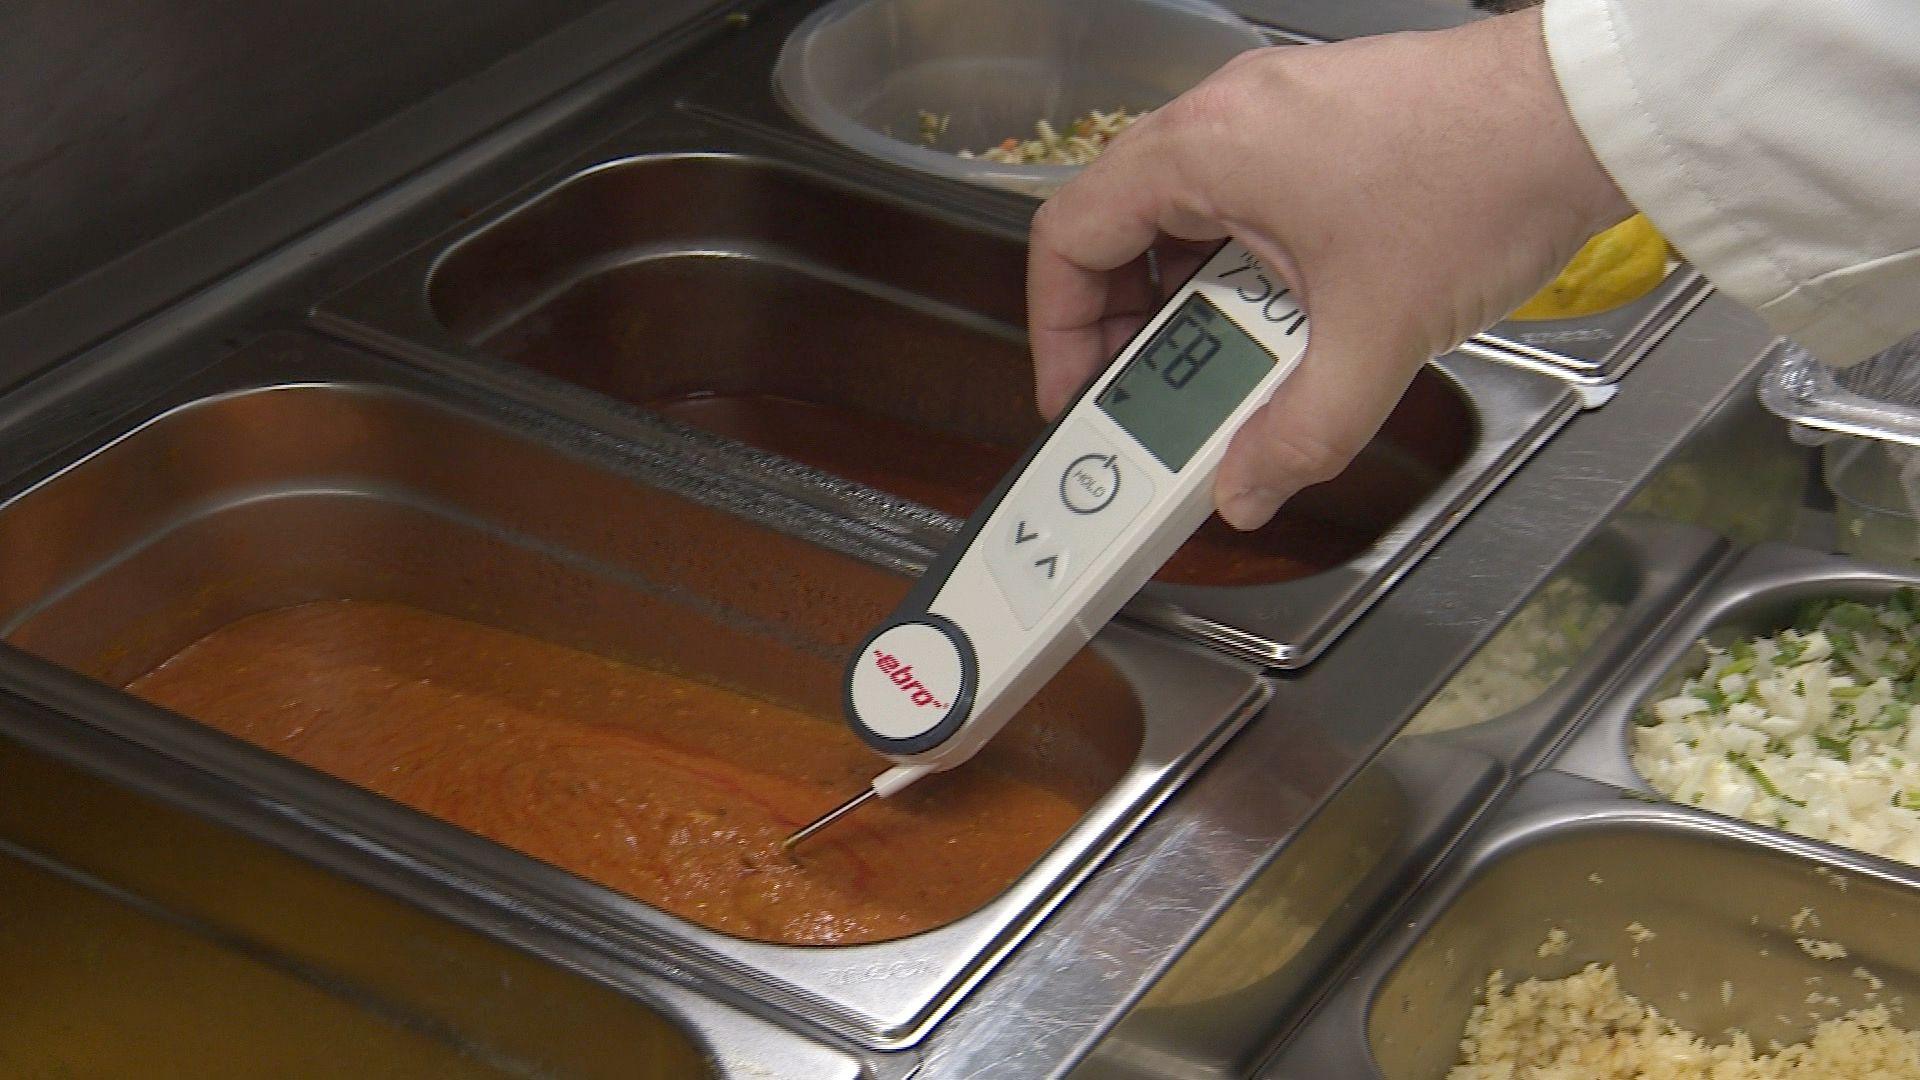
[[842, 241, 1308, 796]]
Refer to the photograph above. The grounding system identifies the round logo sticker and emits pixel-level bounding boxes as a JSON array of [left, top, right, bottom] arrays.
[[848, 621, 967, 741]]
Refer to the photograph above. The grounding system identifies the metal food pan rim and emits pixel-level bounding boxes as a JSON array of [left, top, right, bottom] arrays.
[[1259, 767, 1920, 1079], [0, 334, 1272, 1048]]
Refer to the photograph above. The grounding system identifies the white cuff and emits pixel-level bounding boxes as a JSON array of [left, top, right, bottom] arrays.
[[1543, 0, 1920, 364]]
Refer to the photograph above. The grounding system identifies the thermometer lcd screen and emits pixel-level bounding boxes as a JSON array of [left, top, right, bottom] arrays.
[[1097, 294, 1277, 472]]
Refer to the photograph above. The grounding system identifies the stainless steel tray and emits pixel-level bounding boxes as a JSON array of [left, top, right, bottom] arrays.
[[1076, 521, 1728, 1075], [676, 0, 1709, 393], [312, 114, 1581, 670], [1258, 542, 1920, 1075], [1266, 769, 1920, 1078], [1397, 515, 1730, 769], [0, 836, 710, 1079], [1553, 541, 1920, 800], [0, 719, 860, 1080], [0, 332, 1268, 1049], [1477, 266, 1714, 387], [1077, 738, 1506, 1080]]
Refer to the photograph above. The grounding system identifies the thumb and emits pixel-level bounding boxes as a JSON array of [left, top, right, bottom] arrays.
[[1212, 291, 1427, 531]]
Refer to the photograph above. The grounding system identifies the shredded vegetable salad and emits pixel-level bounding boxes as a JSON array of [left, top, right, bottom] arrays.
[[1634, 588, 1920, 864], [948, 108, 1146, 166]]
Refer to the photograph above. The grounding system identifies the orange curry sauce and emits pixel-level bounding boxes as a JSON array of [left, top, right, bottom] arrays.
[[127, 600, 1085, 945]]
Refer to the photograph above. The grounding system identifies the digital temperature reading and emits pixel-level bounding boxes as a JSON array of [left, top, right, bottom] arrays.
[[1096, 293, 1278, 472]]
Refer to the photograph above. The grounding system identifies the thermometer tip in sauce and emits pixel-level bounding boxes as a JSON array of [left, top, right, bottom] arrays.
[[817, 240, 1309, 845]]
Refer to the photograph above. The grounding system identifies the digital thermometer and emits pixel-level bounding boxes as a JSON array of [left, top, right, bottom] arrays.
[[787, 241, 1308, 849]]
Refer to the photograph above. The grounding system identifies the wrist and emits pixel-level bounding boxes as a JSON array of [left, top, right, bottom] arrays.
[[1524, 3, 1636, 234]]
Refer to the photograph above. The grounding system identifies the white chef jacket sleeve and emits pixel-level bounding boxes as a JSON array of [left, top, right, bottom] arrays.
[[1542, 0, 1920, 365]]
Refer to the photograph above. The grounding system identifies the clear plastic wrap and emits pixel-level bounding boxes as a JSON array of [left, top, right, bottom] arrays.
[[1761, 333, 1920, 564]]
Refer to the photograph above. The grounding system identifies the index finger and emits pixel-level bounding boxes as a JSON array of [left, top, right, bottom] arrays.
[[1026, 124, 1226, 412]]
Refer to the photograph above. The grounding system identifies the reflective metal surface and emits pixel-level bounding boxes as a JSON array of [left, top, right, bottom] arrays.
[[1478, 268, 1715, 385], [0, 1, 741, 396], [0, 333, 1266, 1048], [1555, 542, 1920, 797], [680, 0, 1712, 392], [317, 143, 1580, 668], [0, 0, 652, 317], [913, 297, 1787, 1080], [1080, 521, 1727, 1078], [1268, 771, 1920, 1079], [1078, 740, 1504, 1080], [1396, 515, 1730, 768], [0, 280, 1780, 1080], [0, 0, 1816, 1074], [1227, 0, 1487, 37], [0, 840, 676, 1079], [0, 706, 851, 1080]]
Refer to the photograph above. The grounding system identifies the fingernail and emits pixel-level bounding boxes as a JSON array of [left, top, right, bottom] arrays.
[[1218, 487, 1286, 532]]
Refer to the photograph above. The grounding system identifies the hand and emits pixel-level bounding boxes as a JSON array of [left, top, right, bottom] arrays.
[[1026, 8, 1633, 530]]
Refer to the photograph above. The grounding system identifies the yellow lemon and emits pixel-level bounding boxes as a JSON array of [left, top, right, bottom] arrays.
[[1510, 213, 1670, 321]]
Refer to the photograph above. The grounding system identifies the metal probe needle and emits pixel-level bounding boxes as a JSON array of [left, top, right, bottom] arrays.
[[783, 785, 878, 853]]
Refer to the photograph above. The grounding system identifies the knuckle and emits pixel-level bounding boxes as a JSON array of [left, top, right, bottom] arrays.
[[1160, 51, 1302, 174], [1259, 427, 1362, 489], [1168, 71, 1250, 136], [1027, 196, 1081, 253], [1028, 197, 1062, 239]]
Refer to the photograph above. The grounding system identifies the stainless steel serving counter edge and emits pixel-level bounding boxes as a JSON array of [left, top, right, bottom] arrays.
[[0, 0, 1801, 1074]]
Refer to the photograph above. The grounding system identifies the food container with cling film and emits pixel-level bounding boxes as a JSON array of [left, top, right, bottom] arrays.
[[772, 0, 1270, 196], [1761, 332, 1920, 565]]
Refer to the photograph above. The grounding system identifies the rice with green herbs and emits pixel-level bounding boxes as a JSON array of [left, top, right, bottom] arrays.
[[1633, 588, 1920, 864]]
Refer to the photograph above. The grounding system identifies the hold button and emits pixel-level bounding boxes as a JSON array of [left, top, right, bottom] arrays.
[[1061, 453, 1121, 514]]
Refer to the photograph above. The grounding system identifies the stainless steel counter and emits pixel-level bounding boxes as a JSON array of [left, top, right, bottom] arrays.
[[0, 1, 1821, 1077]]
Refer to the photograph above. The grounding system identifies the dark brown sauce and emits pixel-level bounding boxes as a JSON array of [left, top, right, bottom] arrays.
[[127, 600, 1085, 946], [650, 392, 1464, 587]]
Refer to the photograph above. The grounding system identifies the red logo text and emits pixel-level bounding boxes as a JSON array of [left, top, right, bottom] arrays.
[[872, 650, 949, 710]]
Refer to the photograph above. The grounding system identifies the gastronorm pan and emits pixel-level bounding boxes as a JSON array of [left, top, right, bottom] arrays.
[[1078, 738, 1505, 1080], [1265, 770, 1920, 1078], [1475, 266, 1713, 387], [1395, 515, 1729, 769], [0, 332, 1268, 1048], [1112, 517, 1722, 1074], [313, 120, 1582, 669], [0, 724, 869, 1080], [1553, 542, 1920, 802], [0, 837, 713, 1079]]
